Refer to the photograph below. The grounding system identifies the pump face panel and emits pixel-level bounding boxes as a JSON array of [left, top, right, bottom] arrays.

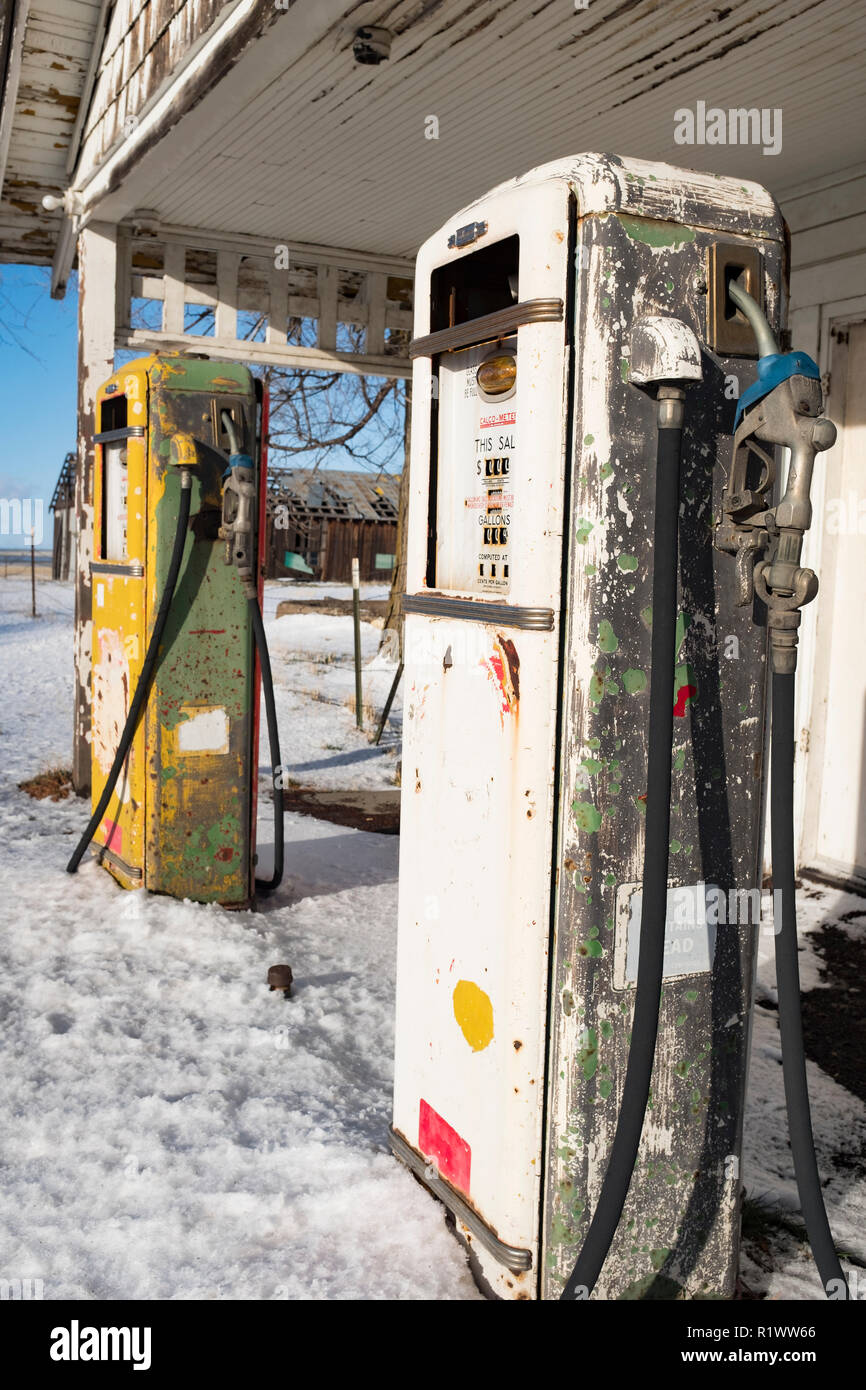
[[90, 356, 265, 906], [392, 154, 785, 1300]]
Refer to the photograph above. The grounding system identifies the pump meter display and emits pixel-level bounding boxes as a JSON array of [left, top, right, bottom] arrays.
[[102, 442, 128, 561], [435, 337, 516, 594]]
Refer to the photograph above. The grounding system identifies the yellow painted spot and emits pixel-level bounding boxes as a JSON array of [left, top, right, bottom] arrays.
[[453, 980, 494, 1052]]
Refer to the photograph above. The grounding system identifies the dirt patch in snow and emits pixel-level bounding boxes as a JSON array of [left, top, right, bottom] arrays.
[[276, 598, 388, 621], [802, 920, 866, 1104], [281, 787, 400, 834], [18, 767, 74, 801]]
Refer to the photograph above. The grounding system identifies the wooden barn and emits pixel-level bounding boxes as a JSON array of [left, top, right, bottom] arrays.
[[265, 469, 401, 584], [49, 452, 76, 581]]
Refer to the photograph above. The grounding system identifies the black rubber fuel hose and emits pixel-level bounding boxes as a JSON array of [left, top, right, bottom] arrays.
[[250, 594, 284, 893], [561, 410, 683, 1300], [771, 670, 849, 1298], [67, 473, 193, 874]]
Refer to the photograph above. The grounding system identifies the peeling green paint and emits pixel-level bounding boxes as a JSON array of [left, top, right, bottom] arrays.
[[573, 799, 602, 833], [622, 668, 647, 695], [577, 1027, 598, 1080], [619, 214, 696, 248], [580, 936, 604, 958], [597, 619, 618, 653], [616, 554, 638, 572]]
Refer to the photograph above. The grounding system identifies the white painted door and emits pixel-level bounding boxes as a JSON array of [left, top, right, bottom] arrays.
[[802, 320, 866, 884]]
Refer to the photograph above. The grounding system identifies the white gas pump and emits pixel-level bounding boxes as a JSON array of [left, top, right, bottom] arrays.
[[391, 153, 845, 1301]]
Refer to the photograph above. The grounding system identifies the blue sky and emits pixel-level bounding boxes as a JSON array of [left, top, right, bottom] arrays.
[[0, 264, 404, 551], [0, 264, 79, 548]]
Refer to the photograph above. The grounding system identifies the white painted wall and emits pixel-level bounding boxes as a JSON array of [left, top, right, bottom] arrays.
[[779, 163, 866, 885]]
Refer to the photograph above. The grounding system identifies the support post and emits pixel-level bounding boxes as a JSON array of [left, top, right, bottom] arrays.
[[73, 223, 117, 794], [383, 378, 411, 651], [352, 556, 363, 729]]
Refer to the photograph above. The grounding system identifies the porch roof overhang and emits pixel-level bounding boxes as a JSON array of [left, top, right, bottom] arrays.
[[1, 0, 865, 296]]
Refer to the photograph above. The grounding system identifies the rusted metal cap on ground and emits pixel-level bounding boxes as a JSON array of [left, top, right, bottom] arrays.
[[267, 964, 294, 994]]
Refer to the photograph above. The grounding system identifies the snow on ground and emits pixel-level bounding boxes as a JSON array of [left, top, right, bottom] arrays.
[[0, 576, 475, 1300], [261, 581, 402, 791], [0, 575, 862, 1300], [741, 888, 866, 1298]]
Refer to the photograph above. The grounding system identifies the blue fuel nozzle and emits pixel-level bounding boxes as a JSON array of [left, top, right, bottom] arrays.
[[734, 350, 821, 428], [223, 452, 254, 479]]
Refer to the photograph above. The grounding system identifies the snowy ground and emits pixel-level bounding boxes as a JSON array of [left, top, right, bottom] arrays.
[[0, 575, 862, 1300], [260, 580, 402, 792]]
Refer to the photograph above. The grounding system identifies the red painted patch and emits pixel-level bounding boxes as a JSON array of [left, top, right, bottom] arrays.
[[419, 1099, 471, 1195], [480, 652, 510, 717], [673, 684, 697, 718], [215, 846, 236, 862], [100, 819, 122, 853]]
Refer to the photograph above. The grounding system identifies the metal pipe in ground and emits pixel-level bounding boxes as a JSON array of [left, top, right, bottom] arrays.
[[375, 660, 403, 745], [352, 557, 363, 729]]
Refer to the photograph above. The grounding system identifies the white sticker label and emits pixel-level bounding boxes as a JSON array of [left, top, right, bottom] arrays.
[[614, 882, 718, 989], [177, 706, 229, 754]]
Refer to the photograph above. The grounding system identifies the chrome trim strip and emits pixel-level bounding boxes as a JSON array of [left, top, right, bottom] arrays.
[[403, 594, 555, 631], [410, 297, 564, 358], [94, 427, 145, 443], [92, 844, 143, 882], [389, 1128, 532, 1272], [91, 561, 144, 577]]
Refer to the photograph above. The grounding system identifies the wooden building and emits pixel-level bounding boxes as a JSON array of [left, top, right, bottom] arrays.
[[49, 451, 75, 581], [266, 468, 400, 584]]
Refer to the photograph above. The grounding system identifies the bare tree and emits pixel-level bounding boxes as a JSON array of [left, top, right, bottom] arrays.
[[0, 266, 49, 361], [258, 322, 409, 644], [128, 304, 411, 642]]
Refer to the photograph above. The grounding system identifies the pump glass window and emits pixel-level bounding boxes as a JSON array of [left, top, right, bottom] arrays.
[[435, 336, 516, 595], [99, 394, 129, 563], [103, 442, 129, 561]]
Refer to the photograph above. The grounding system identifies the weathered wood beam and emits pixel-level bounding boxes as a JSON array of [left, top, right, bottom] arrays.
[[317, 264, 337, 352], [115, 327, 411, 379], [215, 250, 240, 341], [161, 241, 186, 335], [73, 222, 117, 795]]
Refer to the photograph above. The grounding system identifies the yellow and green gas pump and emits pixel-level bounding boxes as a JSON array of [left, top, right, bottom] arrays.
[[67, 353, 283, 908]]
